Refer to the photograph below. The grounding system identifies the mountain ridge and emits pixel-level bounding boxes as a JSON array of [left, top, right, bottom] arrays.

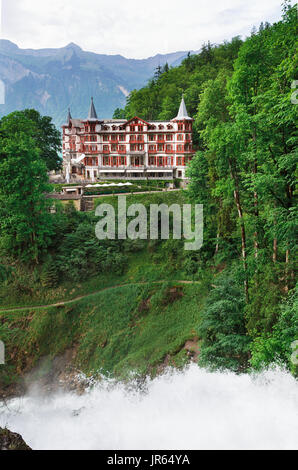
[[0, 40, 193, 126]]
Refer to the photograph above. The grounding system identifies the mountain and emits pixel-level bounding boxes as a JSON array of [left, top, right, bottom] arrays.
[[0, 40, 192, 127]]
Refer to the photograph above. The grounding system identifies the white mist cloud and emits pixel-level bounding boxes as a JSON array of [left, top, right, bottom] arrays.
[[2, 0, 284, 58]]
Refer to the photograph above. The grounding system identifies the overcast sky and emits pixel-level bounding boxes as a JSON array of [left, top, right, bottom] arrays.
[[1, 0, 284, 59]]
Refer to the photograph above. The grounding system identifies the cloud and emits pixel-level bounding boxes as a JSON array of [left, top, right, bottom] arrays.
[[1, 0, 283, 58]]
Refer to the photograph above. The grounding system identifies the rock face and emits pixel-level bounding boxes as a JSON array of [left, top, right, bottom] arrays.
[[0, 427, 31, 451]]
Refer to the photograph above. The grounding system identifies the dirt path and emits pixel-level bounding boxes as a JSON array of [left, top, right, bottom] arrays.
[[0, 280, 199, 313]]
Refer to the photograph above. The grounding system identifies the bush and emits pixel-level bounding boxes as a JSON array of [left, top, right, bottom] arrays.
[[40, 257, 59, 288], [250, 285, 298, 375], [198, 273, 251, 372]]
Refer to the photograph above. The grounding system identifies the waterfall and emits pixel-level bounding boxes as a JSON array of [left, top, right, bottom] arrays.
[[1, 365, 297, 450]]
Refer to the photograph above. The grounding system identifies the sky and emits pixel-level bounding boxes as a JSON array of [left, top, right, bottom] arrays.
[[1, 0, 284, 59]]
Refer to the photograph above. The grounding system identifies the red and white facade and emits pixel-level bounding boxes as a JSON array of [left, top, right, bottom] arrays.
[[62, 97, 195, 181]]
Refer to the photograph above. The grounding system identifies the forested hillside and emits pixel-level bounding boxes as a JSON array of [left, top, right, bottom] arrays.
[[0, 4, 297, 393], [116, 3, 298, 372]]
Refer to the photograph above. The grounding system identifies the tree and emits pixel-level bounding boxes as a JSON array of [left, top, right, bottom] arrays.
[[113, 108, 126, 119], [198, 274, 251, 372], [0, 110, 62, 171], [0, 114, 53, 263]]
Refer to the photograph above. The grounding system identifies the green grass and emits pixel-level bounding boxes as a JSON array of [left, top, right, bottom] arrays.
[[0, 191, 192, 309], [0, 282, 207, 387], [0, 190, 207, 388], [0, 248, 199, 309]]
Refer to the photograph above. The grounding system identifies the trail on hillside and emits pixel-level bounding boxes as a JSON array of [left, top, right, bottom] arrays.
[[0, 280, 200, 313]]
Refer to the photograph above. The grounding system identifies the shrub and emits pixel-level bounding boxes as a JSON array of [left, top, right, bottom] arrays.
[[198, 273, 251, 372]]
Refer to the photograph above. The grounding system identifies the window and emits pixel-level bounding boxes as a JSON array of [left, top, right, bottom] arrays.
[[149, 134, 155, 141], [103, 135, 109, 142], [166, 134, 173, 141], [119, 134, 125, 141], [178, 134, 183, 141]]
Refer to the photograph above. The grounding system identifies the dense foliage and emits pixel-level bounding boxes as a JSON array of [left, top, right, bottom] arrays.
[[116, 3, 298, 372], [0, 4, 296, 382]]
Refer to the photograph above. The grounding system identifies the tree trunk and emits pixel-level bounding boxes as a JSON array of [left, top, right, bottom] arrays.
[[229, 158, 249, 302], [253, 155, 259, 259], [214, 198, 222, 256], [285, 248, 289, 294], [273, 204, 277, 263], [273, 238, 278, 263]]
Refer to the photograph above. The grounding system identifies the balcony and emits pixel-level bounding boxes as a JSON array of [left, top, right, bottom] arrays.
[[128, 150, 146, 155], [129, 138, 144, 144], [176, 147, 194, 154], [147, 166, 174, 170], [126, 165, 145, 169]]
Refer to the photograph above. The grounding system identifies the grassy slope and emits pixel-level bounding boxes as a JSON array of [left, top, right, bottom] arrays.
[[0, 191, 191, 308], [0, 282, 207, 387], [0, 191, 209, 388]]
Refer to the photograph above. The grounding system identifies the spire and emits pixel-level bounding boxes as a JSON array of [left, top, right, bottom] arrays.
[[173, 95, 192, 120], [67, 107, 72, 125], [88, 97, 98, 120]]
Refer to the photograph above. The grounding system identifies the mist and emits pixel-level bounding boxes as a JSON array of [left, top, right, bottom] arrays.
[[1, 365, 297, 450]]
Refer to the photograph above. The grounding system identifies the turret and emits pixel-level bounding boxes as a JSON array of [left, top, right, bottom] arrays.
[[88, 97, 98, 120], [67, 107, 72, 125], [172, 95, 193, 121]]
